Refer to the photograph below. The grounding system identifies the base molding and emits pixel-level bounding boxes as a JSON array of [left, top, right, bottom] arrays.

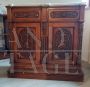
[[8, 72, 84, 82]]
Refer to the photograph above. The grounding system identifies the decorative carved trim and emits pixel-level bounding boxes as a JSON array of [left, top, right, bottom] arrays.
[[14, 11, 39, 18], [50, 11, 78, 18]]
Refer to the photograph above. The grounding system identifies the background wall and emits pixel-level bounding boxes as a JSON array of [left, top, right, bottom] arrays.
[[82, 9, 90, 63], [0, 0, 90, 62]]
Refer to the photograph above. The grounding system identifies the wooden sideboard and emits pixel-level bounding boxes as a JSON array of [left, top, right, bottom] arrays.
[[6, 4, 85, 81]]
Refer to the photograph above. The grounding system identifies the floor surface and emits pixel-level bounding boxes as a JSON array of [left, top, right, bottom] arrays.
[[0, 59, 90, 87]]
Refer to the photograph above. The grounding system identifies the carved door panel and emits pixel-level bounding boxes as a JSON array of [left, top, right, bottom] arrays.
[[11, 23, 41, 64], [48, 23, 78, 65]]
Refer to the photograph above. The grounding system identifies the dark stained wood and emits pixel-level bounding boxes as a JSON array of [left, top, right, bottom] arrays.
[[8, 71, 84, 82], [48, 9, 79, 22], [6, 5, 85, 81], [11, 8, 41, 22]]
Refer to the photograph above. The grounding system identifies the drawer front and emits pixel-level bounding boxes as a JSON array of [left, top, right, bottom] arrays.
[[49, 9, 80, 21], [11, 8, 41, 22]]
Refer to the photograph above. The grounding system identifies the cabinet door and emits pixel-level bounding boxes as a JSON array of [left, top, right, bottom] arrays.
[[48, 23, 78, 65], [10, 23, 41, 64]]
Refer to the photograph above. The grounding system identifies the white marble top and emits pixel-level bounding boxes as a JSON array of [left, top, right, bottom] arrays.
[[7, 3, 86, 7]]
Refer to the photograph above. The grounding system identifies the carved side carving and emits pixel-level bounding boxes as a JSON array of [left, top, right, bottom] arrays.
[[41, 22, 47, 35], [50, 11, 78, 18], [77, 23, 83, 64], [41, 22, 48, 63], [14, 11, 39, 18], [52, 28, 72, 59], [41, 37, 48, 58]]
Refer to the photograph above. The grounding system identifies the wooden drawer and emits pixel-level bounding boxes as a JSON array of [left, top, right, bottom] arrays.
[[11, 7, 41, 22], [48, 8, 80, 22]]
